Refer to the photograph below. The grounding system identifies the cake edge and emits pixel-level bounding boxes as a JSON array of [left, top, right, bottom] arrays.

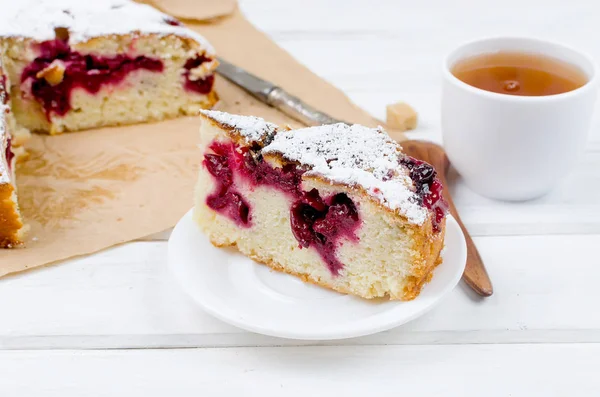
[[0, 183, 25, 248]]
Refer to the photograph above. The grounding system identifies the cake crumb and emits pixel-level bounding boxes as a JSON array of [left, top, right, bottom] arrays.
[[386, 102, 418, 131]]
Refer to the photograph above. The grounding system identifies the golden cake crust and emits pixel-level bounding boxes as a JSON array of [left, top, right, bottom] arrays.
[[0, 182, 24, 248]]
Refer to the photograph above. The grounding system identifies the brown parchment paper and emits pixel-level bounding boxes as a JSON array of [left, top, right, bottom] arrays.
[[0, 1, 404, 276]]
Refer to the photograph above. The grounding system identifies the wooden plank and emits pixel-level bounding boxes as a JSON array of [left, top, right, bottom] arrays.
[[0, 235, 599, 349], [0, 344, 598, 395]]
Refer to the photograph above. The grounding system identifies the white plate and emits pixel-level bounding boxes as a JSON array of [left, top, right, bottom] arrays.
[[168, 209, 467, 340]]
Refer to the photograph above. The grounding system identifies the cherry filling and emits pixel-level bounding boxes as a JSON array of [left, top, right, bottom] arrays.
[[5, 137, 13, 173], [163, 17, 183, 26], [203, 141, 361, 275], [203, 143, 251, 227], [290, 191, 360, 275], [183, 55, 215, 94], [0, 75, 9, 104], [400, 156, 448, 231], [21, 39, 164, 118], [163, 16, 215, 94]]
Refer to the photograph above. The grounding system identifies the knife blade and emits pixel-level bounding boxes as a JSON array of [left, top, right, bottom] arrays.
[[217, 57, 342, 126]]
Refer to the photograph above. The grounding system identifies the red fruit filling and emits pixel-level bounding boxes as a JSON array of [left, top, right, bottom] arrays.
[[21, 38, 164, 119], [0, 75, 9, 104], [183, 55, 215, 94], [203, 144, 251, 227], [162, 15, 215, 93], [290, 191, 360, 275], [163, 17, 183, 26], [203, 141, 361, 275], [400, 156, 448, 231], [5, 137, 13, 173]]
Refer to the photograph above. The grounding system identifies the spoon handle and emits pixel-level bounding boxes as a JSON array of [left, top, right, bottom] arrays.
[[441, 177, 494, 296]]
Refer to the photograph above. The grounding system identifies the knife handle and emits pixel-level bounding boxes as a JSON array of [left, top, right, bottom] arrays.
[[267, 88, 342, 126]]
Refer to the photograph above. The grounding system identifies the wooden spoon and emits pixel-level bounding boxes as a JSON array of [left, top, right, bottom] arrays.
[[401, 140, 493, 297]]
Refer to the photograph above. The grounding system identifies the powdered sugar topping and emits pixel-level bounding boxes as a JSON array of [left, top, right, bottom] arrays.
[[0, 0, 214, 54], [263, 123, 428, 225], [201, 110, 278, 144]]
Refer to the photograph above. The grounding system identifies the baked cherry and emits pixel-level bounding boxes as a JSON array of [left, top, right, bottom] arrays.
[[183, 55, 215, 94], [164, 18, 183, 26], [290, 192, 360, 275], [204, 142, 252, 227], [401, 155, 447, 232], [302, 189, 326, 212], [290, 202, 321, 248], [5, 137, 13, 173], [204, 154, 233, 187]]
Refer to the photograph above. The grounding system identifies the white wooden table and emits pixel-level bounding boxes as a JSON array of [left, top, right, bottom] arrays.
[[2, 1, 600, 395]]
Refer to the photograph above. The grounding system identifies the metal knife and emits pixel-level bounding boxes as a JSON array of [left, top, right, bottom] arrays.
[[217, 57, 342, 126]]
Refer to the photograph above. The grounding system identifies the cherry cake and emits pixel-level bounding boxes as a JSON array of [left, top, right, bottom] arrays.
[[194, 111, 448, 301], [0, 0, 218, 135]]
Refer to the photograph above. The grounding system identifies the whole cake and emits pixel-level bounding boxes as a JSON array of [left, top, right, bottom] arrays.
[[0, 0, 218, 135], [0, 63, 25, 247], [194, 110, 448, 300]]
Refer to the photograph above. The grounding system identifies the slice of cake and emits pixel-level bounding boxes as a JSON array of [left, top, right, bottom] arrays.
[[194, 110, 448, 301], [0, 64, 25, 248], [0, 0, 218, 135]]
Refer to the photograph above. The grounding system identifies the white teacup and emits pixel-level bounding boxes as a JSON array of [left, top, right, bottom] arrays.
[[441, 37, 598, 201]]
